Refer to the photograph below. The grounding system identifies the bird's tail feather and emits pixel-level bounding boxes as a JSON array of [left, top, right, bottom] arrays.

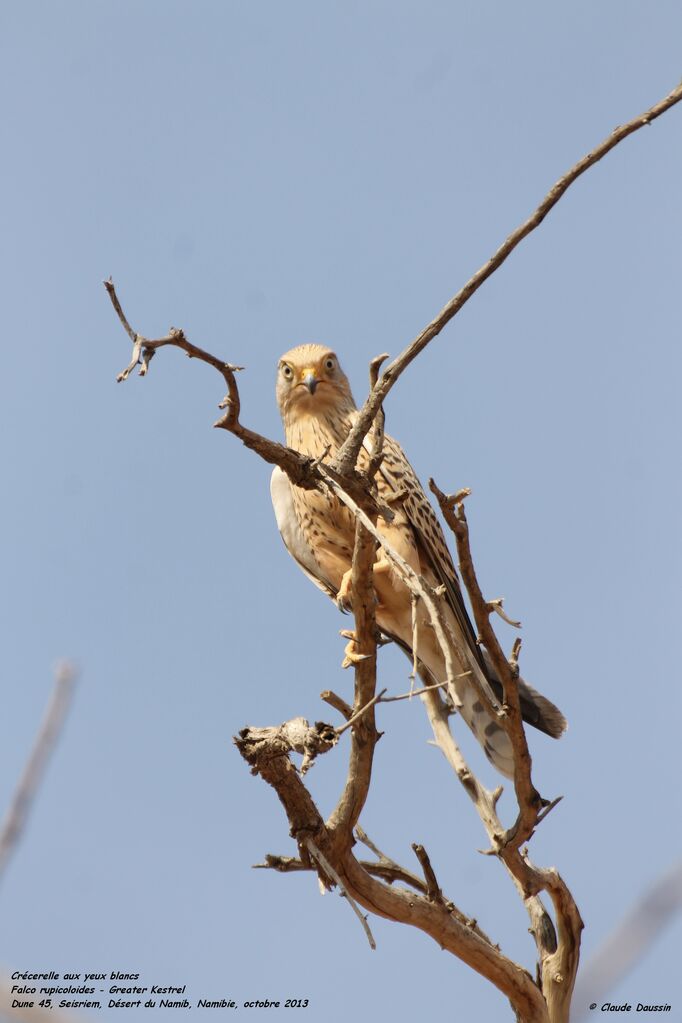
[[480, 648, 567, 740], [387, 615, 565, 779]]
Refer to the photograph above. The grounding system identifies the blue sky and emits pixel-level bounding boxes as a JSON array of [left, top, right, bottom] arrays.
[[1, 2, 681, 1019]]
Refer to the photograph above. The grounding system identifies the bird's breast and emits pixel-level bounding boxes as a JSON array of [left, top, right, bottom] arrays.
[[284, 411, 358, 587]]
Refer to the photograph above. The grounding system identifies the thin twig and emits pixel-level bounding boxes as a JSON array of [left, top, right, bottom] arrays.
[[304, 838, 377, 950], [509, 637, 523, 676], [412, 843, 443, 903], [320, 689, 353, 721], [535, 796, 563, 827], [354, 825, 389, 861], [0, 663, 76, 884], [487, 598, 522, 629], [106, 280, 382, 507], [335, 689, 388, 736], [354, 827, 429, 894], [408, 592, 419, 686], [381, 677, 460, 702], [366, 353, 388, 479], [254, 847, 431, 894], [253, 854, 308, 872], [106, 279, 244, 388]]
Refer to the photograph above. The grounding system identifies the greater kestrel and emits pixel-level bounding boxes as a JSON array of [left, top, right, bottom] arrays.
[[271, 344, 566, 777]]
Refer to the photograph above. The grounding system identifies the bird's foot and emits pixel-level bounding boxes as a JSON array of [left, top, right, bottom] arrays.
[[336, 564, 388, 615], [339, 629, 373, 669]]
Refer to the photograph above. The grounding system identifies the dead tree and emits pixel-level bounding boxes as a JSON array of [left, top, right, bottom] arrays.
[[107, 80, 682, 1023]]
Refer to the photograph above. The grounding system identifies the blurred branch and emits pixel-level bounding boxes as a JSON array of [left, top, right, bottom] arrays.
[[0, 976, 84, 1023], [0, 662, 76, 885], [572, 858, 682, 1019]]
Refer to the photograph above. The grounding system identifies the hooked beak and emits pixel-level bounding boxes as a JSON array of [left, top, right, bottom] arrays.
[[301, 369, 318, 394]]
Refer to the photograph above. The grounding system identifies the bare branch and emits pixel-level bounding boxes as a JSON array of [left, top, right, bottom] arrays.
[[535, 796, 563, 827], [509, 637, 523, 677], [368, 354, 390, 389], [234, 714, 550, 1022], [253, 853, 309, 873], [0, 662, 76, 885], [254, 847, 431, 894], [412, 843, 443, 904], [237, 718, 337, 776], [320, 689, 353, 720], [305, 837, 377, 950], [332, 79, 682, 477], [104, 277, 137, 342], [381, 676, 463, 702], [256, 841, 497, 954], [326, 518, 381, 847], [354, 825, 394, 863], [429, 480, 540, 839], [488, 598, 522, 629], [335, 689, 387, 737], [425, 484, 584, 1022], [105, 280, 384, 512], [295, 451, 580, 1013]]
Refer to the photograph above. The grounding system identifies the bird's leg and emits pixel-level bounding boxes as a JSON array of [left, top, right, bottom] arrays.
[[336, 569, 354, 614], [336, 560, 392, 614]]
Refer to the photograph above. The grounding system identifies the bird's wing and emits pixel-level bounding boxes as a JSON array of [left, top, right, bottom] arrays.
[[270, 467, 336, 598], [272, 441, 566, 741], [376, 432, 486, 667], [375, 433, 566, 739]]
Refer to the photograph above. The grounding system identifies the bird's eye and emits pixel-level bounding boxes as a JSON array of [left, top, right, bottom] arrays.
[[281, 364, 293, 380], [324, 357, 335, 372]]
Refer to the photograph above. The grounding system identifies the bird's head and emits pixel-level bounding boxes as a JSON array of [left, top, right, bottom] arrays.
[[276, 344, 355, 422]]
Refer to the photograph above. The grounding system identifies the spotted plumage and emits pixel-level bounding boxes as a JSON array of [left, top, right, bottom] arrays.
[[271, 344, 566, 777]]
